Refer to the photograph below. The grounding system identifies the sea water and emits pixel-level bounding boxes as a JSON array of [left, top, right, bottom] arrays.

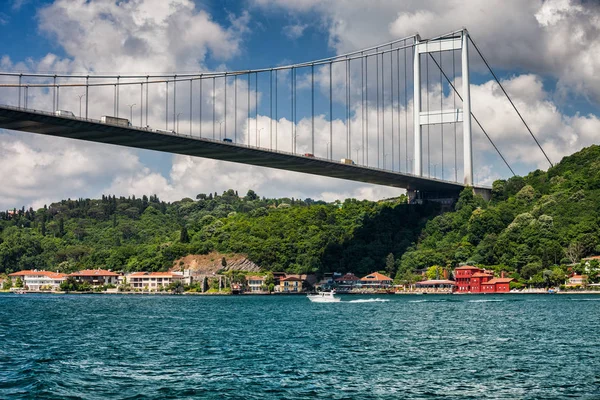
[[1, 294, 599, 399]]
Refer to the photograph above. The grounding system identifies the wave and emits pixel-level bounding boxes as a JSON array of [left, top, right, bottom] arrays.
[[467, 299, 505, 303], [346, 298, 390, 303]]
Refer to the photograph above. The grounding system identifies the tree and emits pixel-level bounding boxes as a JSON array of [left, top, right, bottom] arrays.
[[565, 242, 584, 264], [385, 253, 396, 277], [180, 226, 190, 243], [15, 277, 23, 288], [426, 265, 444, 280], [168, 280, 184, 294], [2, 277, 12, 290], [221, 257, 227, 268]]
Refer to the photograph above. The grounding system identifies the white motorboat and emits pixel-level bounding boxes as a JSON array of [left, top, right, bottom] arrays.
[[307, 291, 341, 303]]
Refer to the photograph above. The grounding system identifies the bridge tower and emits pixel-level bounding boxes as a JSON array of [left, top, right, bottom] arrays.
[[410, 28, 474, 203]]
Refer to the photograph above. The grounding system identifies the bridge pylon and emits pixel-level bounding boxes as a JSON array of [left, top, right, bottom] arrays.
[[413, 28, 473, 186]]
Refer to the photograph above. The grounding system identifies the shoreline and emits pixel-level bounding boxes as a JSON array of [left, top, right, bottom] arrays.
[[3, 290, 600, 296]]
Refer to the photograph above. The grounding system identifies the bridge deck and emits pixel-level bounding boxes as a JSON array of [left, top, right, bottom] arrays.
[[0, 106, 476, 194]]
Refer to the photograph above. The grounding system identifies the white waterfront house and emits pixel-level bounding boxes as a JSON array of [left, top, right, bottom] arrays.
[[126, 271, 184, 291], [8, 270, 68, 291]]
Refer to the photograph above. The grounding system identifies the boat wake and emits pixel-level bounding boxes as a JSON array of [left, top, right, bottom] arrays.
[[346, 298, 390, 303]]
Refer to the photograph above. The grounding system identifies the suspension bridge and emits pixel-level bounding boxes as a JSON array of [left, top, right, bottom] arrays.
[[0, 28, 552, 203]]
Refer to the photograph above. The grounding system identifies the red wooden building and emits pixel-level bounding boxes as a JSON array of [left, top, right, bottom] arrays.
[[453, 266, 512, 293]]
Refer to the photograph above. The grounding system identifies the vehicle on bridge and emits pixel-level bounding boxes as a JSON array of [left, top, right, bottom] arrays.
[[101, 115, 131, 127], [55, 110, 74, 117], [223, 138, 233, 143], [304, 153, 314, 157], [340, 158, 354, 165]]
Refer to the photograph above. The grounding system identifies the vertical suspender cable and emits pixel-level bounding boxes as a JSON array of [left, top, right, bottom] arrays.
[[376, 49, 379, 168], [248, 73, 250, 145], [311, 64, 315, 155], [329, 62, 333, 160], [86, 76, 89, 119], [116, 76, 120, 118], [224, 73, 227, 140], [270, 69, 273, 150], [189, 79, 193, 134], [235, 75, 237, 143], [397, 49, 401, 172], [440, 44, 444, 180], [173, 75, 177, 129], [381, 52, 385, 169], [291, 67, 294, 152], [390, 45, 394, 171], [146, 76, 149, 127], [165, 81, 168, 130], [212, 77, 216, 139], [275, 70, 278, 151], [347, 59, 351, 160], [255, 72, 258, 147], [141, 83, 144, 127], [200, 75, 203, 138], [404, 40, 408, 173], [18, 75, 22, 108], [366, 54, 369, 166], [293, 68, 297, 153], [361, 53, 365, 164], [52, 76, 56, 111]]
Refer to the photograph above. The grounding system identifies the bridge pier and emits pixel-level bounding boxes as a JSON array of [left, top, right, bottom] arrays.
[[407, 186, 492, 205]]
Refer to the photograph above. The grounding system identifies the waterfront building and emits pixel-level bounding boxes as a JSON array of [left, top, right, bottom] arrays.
[[454, 266, 512, 293], [566, 274, 587, 287], [480, 278, 513, 293], [360, 272, 393, 289], [70, 269, 120, 286], [415, 279, 456, 293], [278, 276, 303, 293], [247, 275, 266, 292], [8, 270, 68, 291], [334, 273, 360, 291], [127, 271, 183, 291]]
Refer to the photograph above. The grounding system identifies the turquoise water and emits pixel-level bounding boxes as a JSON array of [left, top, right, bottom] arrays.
[[1, 294, 599, 399]]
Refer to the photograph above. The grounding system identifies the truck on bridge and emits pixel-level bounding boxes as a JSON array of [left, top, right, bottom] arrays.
[[101, 115, 131, 127]]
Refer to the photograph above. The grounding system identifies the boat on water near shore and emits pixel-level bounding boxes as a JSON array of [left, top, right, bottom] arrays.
[[307, 291, 340, 303]]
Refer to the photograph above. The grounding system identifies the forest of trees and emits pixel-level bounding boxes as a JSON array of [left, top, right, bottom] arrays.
[[0, 188, 439, 277], [397, 144, 600, 286], [3, 144, 600, 285]]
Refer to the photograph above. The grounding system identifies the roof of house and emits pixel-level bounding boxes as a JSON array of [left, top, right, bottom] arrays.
[[361, 272, 393, 281], [8, 270, 68, 279], [471, 272, 493, 278], [455, 265, 482, 270], [70, 269, 120, 277], [582, 255, 600, 260], [416, 279, 455, 286], [335, 273, 360, 281], [570, 275, 586, 279], [281, 276, 303, 282], [484, 278, 513, 285]]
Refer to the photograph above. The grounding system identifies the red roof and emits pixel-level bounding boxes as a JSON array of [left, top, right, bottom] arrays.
[[471, 272, 493, 278], [361, 272, 393, 281], [247, 275, 265, 281], [281, 276, 303, 282], [485, 278, 513, 285], [70, 269, 120, 277], [9, 270, 67, 278], [455, 265, 481, 270]]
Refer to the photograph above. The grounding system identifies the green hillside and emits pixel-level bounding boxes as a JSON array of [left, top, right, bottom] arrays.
[[0, 190, 440, 277], [397, 144, 600, 286]]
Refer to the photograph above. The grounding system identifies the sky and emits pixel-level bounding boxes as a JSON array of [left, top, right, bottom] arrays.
[[0, 0, 599, 210]]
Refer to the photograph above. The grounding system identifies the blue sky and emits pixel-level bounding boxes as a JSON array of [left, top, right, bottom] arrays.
[[0, 0, 598, 209]]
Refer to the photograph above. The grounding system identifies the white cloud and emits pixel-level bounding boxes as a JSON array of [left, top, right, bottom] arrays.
[[283, 23, 308, 40]]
